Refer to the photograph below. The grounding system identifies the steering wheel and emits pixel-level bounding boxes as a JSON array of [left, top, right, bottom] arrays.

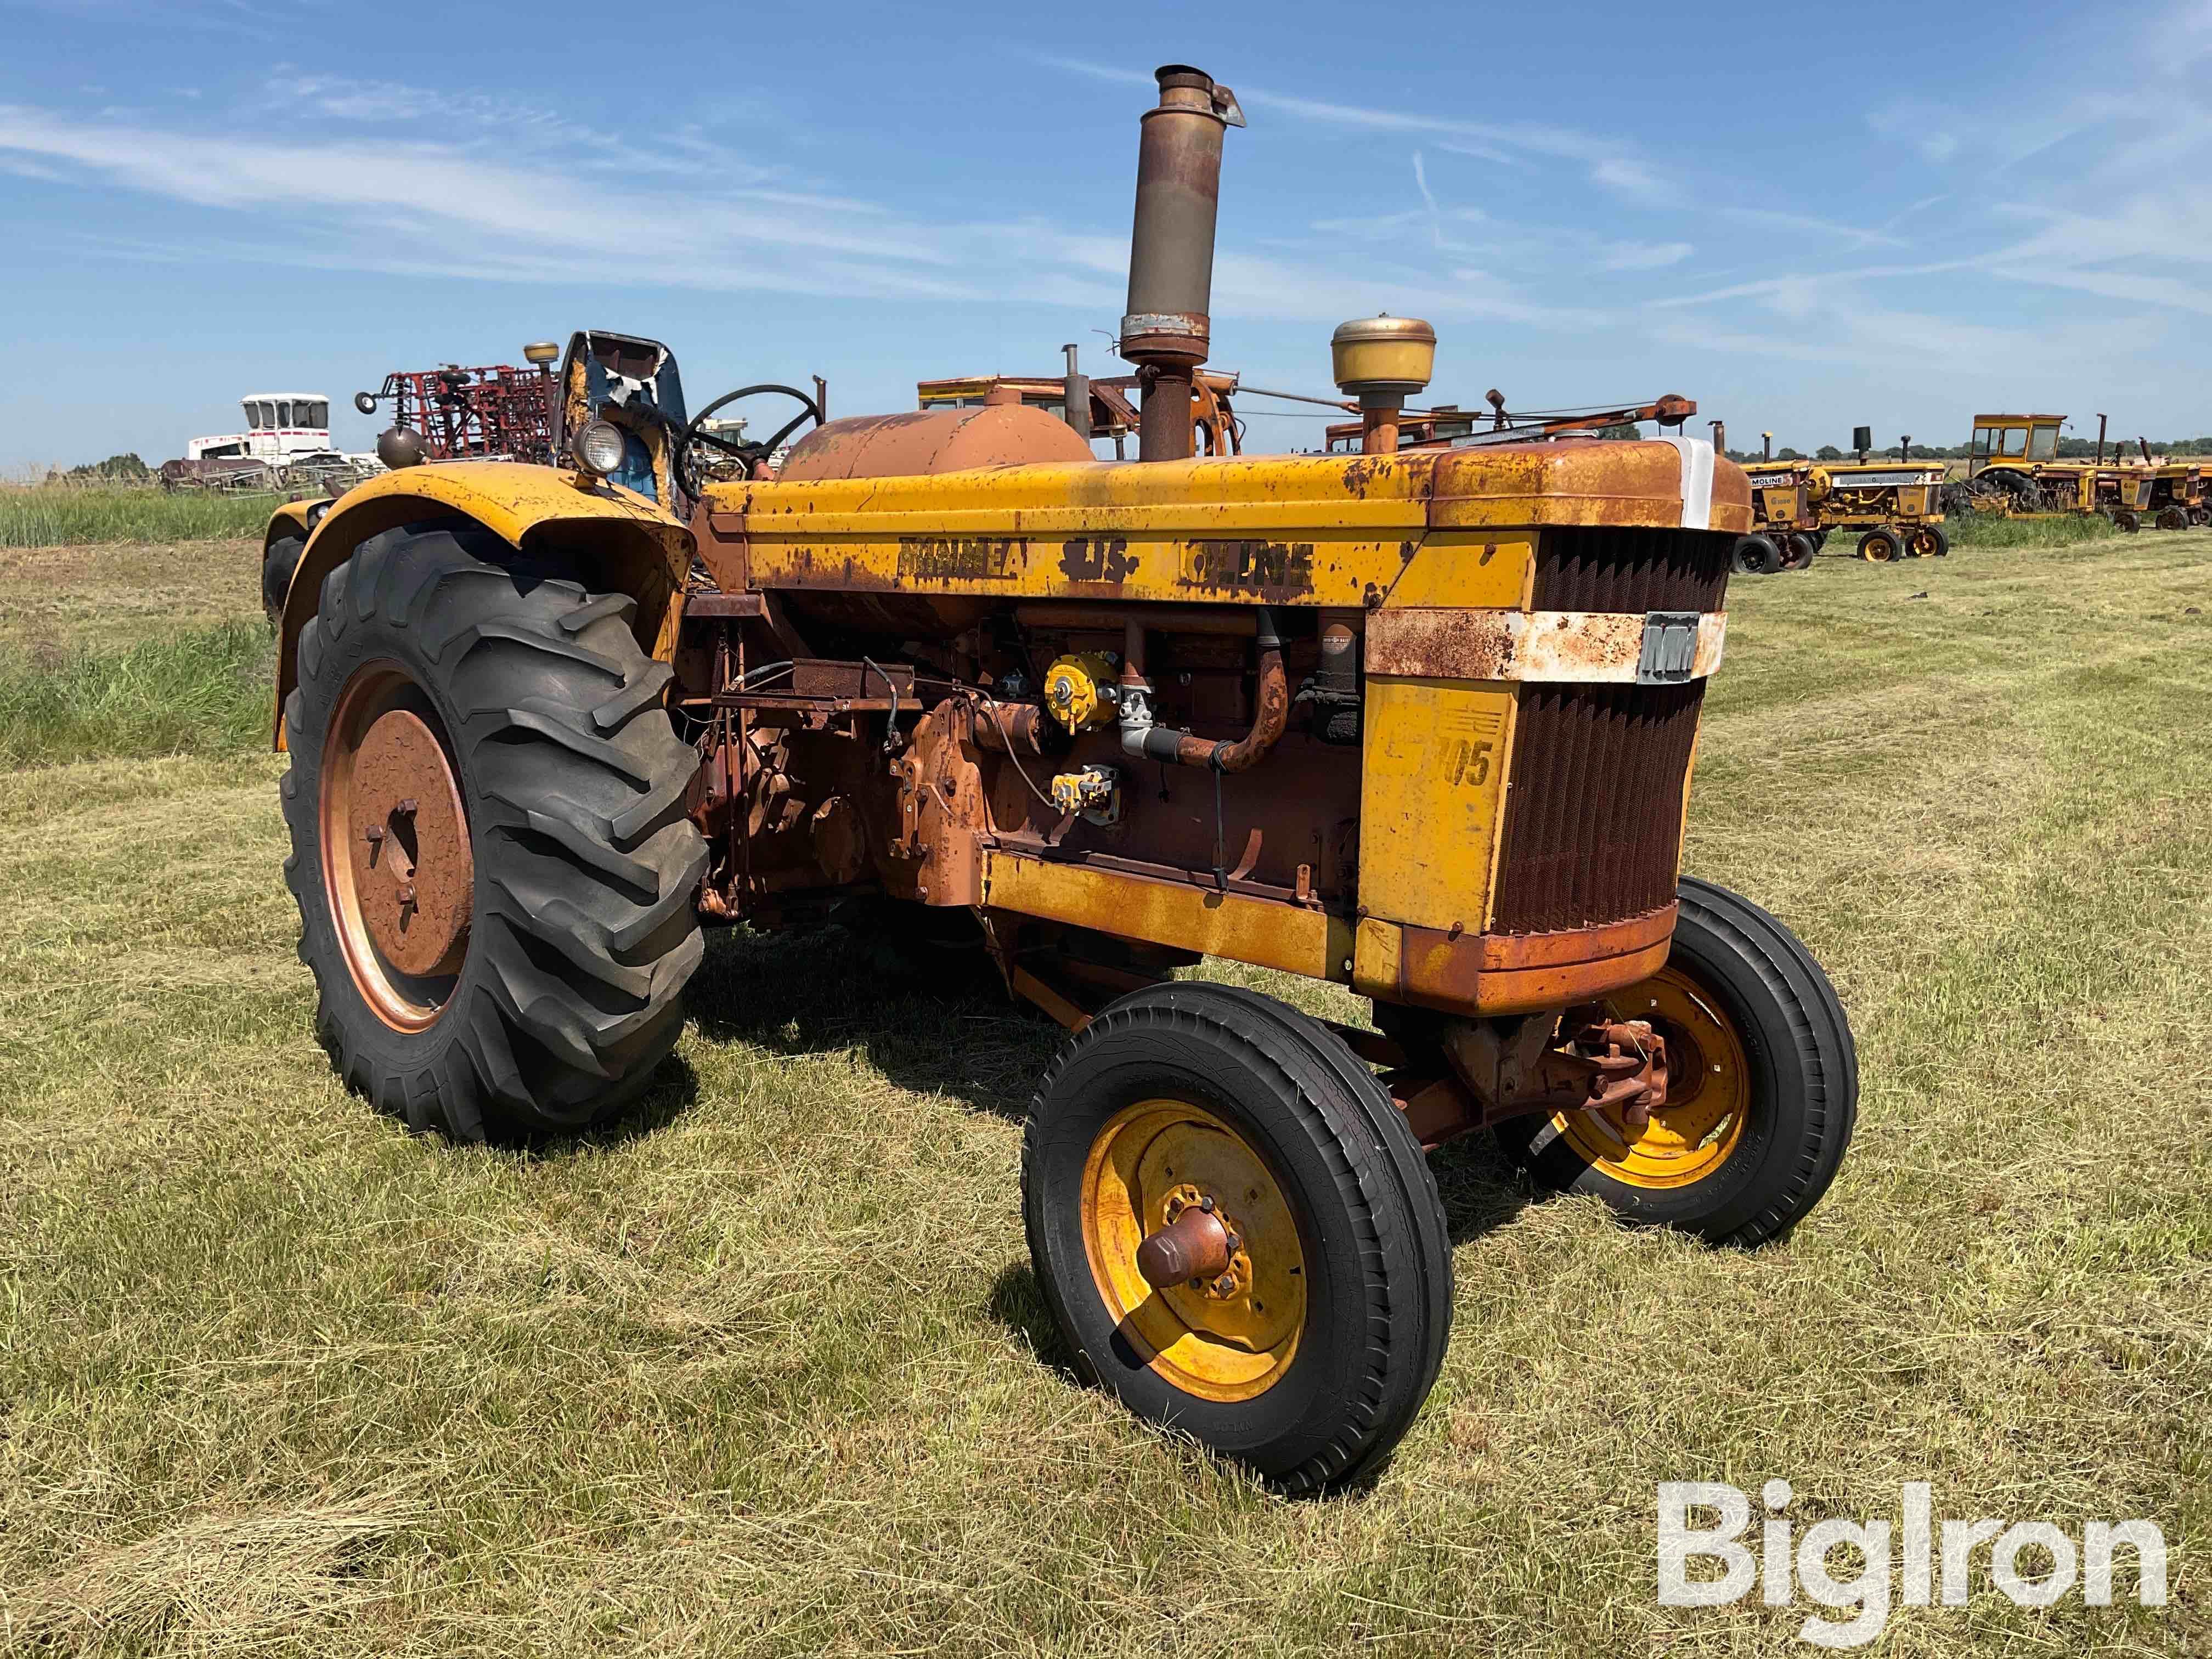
[[675, 383, 824, 495]]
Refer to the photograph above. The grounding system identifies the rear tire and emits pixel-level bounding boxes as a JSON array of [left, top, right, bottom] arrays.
[[262, 535, 305, 628], [280, 523, 707, 1141], [1493, 876, 1856, 1246], [1023, 981, 1452, 1493]]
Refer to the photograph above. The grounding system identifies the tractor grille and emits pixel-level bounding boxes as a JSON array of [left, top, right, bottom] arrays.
[[1491, 680, 1705, 935], [1529, 527, 1734, 615]]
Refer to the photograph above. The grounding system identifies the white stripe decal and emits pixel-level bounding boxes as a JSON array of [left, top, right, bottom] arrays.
[[1660, 435, 1714, 530]]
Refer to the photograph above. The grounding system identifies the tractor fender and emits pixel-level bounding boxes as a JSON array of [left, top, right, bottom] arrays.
[[271, 461, 693, 750], [264, 498, 316, 554]]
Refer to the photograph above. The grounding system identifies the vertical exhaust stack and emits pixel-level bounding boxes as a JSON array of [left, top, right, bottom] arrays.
[[1122, 65, 1244, 462]]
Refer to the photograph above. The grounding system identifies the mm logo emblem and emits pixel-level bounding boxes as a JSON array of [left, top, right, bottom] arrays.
[[1637, 611, 1701, 685]]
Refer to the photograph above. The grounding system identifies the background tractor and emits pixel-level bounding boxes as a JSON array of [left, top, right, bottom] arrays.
[[1947, 412, 2153, 529], [260, 64, 1856, 1493], [1741, 436, 1949, 568]]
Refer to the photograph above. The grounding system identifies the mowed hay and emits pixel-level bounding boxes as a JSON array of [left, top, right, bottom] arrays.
[[0, 538, 266, 651], [1, 531, 2207, 1656]]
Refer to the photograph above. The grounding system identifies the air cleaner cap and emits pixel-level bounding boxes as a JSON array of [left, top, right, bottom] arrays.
[[1331, 314, 1437, 404]]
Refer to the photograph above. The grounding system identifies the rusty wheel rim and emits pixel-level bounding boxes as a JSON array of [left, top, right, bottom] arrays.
[[1079, 1099, 1306, 1403], [319, 662, 473, 1032], [1555, 966, 1750, 1189]]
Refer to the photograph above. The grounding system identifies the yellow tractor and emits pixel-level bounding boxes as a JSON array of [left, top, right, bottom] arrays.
[[259, 64, 1855, 1491], [1741, 438, 1949, 567], [1951, 413, 2151, 529]]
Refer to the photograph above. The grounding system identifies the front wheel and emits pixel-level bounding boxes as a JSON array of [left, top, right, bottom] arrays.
[[262, 535, 305, 628], [1731, 534, 1781, 575], [1857, 527, 1904, 562], [1909, 523, 1949, 559], [280, 524, 707, 1140], [1493, 876, 1856, 1246], [1023, 982, 1452, 1493]]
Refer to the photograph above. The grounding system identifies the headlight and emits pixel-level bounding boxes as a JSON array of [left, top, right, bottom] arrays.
[[571, 419, 627, 478]]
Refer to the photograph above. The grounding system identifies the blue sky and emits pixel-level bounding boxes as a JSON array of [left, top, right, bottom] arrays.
[[3, 0, 2209, 470]]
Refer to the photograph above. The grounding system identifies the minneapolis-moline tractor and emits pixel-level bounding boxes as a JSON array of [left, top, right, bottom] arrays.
[[261, 65, 1857, 1492], [1949, 413, 2153, 529], [1740, 442, 1949, 567]]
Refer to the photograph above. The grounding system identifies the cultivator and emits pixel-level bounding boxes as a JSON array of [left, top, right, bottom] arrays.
[[353, 346, 560, 461], [259, 64, 1856, 1493]]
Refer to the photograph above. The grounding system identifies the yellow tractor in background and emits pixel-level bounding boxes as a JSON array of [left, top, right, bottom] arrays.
[[257, 64, 1856, 1492], [1740, 428, 1949, 567], [1949, 413, 2152, 529]]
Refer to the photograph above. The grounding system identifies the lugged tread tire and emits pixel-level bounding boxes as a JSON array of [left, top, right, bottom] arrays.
[[1022, 981, 1453, 1494], [280, 523, 706, 1140], [262, 534, 304, 628], [1494, 875, 1856, 1246]]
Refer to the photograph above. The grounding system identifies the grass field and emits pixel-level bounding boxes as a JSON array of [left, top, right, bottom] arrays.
[[1, 527, 2207, 1656], [0, 487, 282, 551]]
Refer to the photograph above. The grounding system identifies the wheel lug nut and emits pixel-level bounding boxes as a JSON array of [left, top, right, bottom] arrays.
[[1199, 1196, 1215, 1212], [363, 826, 385, 844], [395, 799, 419, 816]]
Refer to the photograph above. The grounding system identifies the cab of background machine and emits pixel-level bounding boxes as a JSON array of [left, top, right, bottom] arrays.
[[1966, 413, 2063, 473]]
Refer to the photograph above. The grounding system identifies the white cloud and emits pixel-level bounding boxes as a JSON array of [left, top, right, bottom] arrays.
[[1599, 240, 1694, 272]]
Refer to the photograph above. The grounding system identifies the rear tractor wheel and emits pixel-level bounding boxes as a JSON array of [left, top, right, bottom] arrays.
[[1023, 981, 1452, 1493], [280, 524, 707, 1139], [1857, 527, 1905, 562], [1494, 876, 1857, 1246]]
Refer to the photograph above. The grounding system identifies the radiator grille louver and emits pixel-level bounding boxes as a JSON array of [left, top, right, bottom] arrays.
[[1491, 680, 1705, 935], [1529, 527, 1734, 615]]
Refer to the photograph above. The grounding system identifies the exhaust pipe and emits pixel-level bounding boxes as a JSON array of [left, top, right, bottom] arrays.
[[1121, 65, 1244, 462]]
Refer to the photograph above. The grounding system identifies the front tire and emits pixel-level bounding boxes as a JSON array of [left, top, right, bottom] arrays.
[[1857, 526, 1904, 562], [1909, 523, 1949, 558], [262, 535, 304, 628], [280, 524, 706, 1140], [1023, 982, 1452, 1493], [1493, 876, 1856, 1246], [1731, 534, 1781, 575]]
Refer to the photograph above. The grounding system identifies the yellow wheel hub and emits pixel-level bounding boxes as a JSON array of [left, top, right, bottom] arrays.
[[1555, 966, 1749, 1188], [1079, 1099, 1306, 1401]]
